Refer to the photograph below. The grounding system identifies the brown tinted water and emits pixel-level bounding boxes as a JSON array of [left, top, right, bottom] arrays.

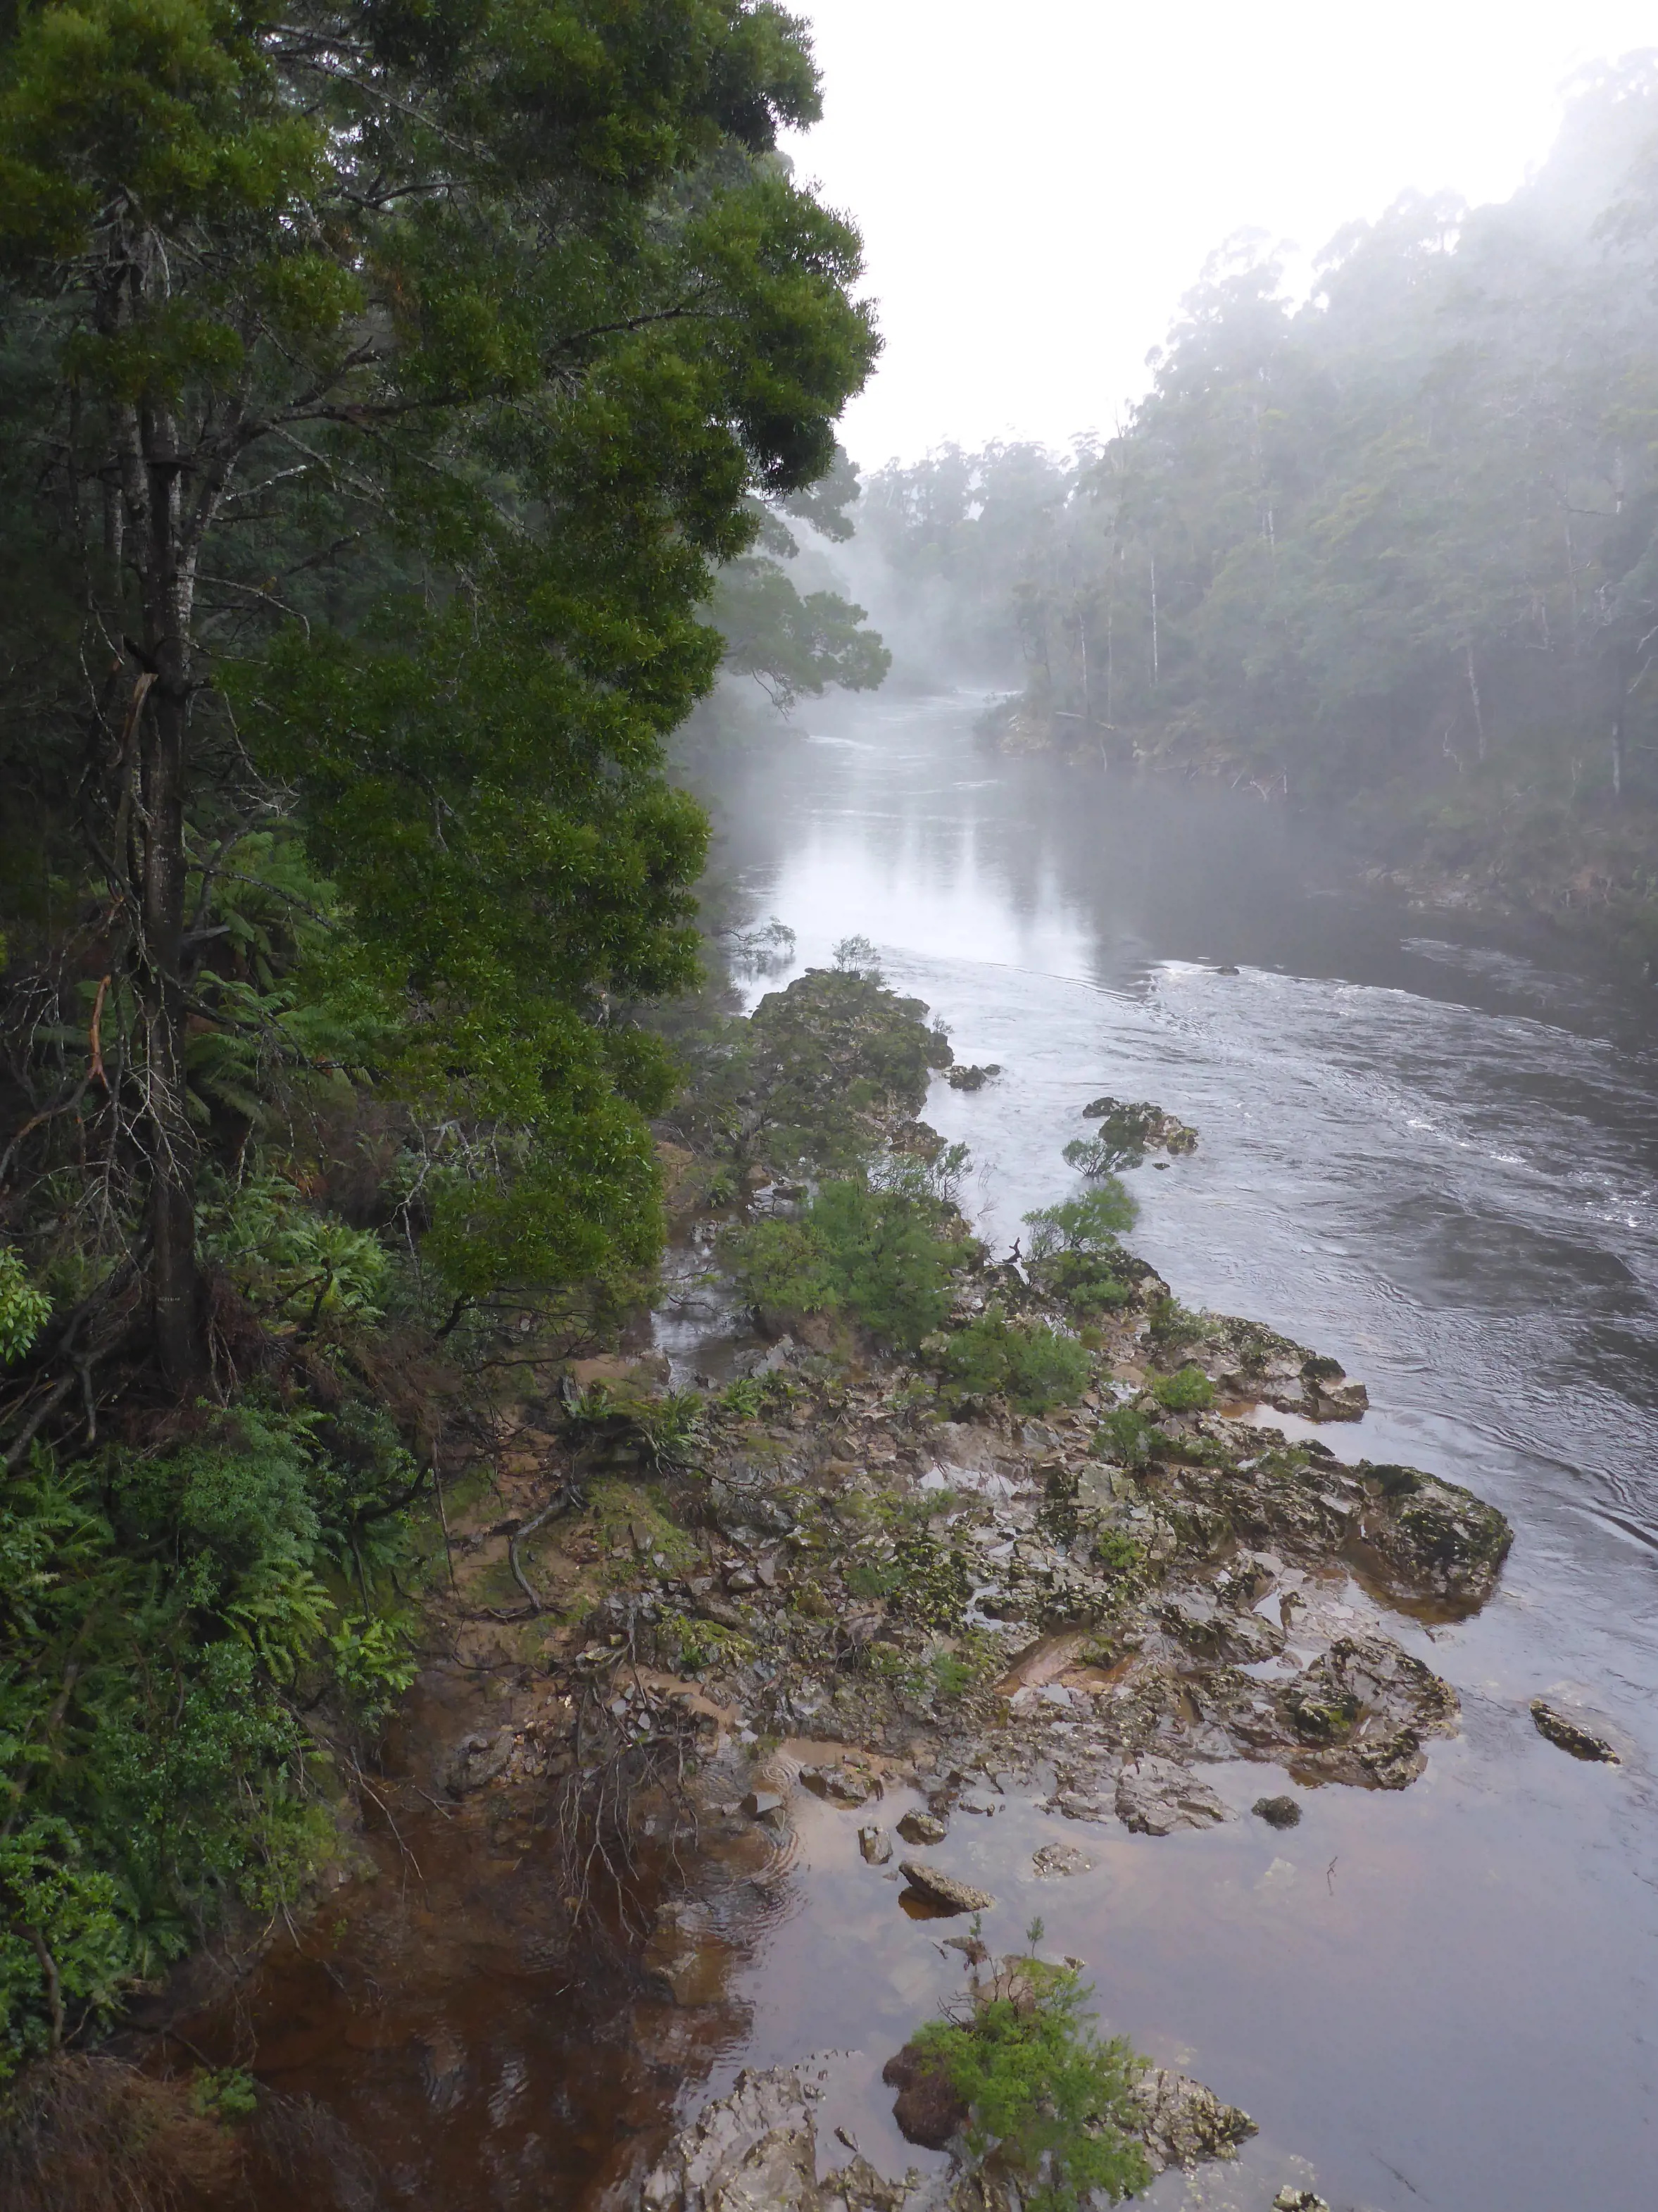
[[189, 694, 1658, 2211]]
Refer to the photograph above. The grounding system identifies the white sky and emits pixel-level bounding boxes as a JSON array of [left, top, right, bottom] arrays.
[[785, 1, 1658, 465]]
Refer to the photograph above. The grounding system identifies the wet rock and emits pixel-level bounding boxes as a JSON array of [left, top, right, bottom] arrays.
[[642, 1900, 722, 2006], [1050, 1789, 1110, 1823], [1032, 1842, 1091, 1877], [1129, 2067, 1257, 2173], [1272, 2192, 1330, 2211], [896, 1809, 947, 1845], [945, 1063, 1002, 1091], [1114, 1758, 1233, 1836], [800, 1763, 873, 1806], [1252, 1794, 1303, 1829], [1269, 1632, 1459, 1788], [440, 1726, 516, 1797], [881, 2042, 968, 2149], [1531, 1699, 1621, 1763], [898, 1861, 995, 1914], [1079, 1096, 1199, 1157], [1141, 2061, 1264, 2168], [1357, 1464, 1513, 1608], [858, 1824, 893, 1865], [957, 1789, 1000, 1816], [641, 2065, 820, 2211], [743, 1791, 787, 1827]]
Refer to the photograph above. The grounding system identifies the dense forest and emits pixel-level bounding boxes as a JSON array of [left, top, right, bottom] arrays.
[[860, 55, 1658, 954], [0, 0, 886, 2110]]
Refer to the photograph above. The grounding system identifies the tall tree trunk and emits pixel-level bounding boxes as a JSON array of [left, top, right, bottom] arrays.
[[135, 386, 206, 1389]]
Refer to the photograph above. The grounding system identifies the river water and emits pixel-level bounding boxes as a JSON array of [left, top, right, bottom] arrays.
[[203, 691, 1658, 2212], [683, 690, 1658, 2212]]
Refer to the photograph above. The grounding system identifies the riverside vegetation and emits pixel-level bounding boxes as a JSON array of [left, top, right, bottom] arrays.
[[859, 56, 1658, 961], [0, 0, 892, 2185], [0, 7, 1527, 2205], [280, 943, 1508, 2211]]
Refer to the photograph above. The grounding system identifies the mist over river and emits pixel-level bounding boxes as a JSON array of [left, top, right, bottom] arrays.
[[684, 689, 1658, 2212], [206, 689, 1658, 2212]]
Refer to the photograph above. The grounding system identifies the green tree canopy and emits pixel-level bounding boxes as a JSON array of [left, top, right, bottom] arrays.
[[0, 0, 879, 1392]]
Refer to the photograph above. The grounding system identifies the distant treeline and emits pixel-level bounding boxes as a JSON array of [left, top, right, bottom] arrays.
[[860, 55, 1658, 949]]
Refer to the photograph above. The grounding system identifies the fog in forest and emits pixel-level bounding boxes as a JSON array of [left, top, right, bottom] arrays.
[[3, 9, 1657, 2212]]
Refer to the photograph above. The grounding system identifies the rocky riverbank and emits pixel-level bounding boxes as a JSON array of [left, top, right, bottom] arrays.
[[366, 961, 1516, 2209]]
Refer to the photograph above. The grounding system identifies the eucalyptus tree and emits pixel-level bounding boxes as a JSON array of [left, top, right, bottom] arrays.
[[0, 0, 877, 1396]]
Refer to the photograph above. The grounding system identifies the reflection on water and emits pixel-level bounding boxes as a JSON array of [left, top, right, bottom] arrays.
[[207, 692, 1658, 2212], [691, 692, 1658, 2212]]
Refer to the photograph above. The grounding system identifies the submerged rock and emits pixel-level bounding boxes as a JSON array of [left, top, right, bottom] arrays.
[[1531, 1699, 1621, 1763], [440, 1726, 516, 1797], [881, 2042, 968, 2148], [1114, 1758, 1233, 1836], [898, 1861, 995, 1913], [1252, 1794, 1303, 1830], [896, 1809, 947, 1845], [1130, 2066, 1257, 2173], [800, 1763, 873, 1806], [1031, 1842, 1091, 1877], [641, 2066, 821, 2212]]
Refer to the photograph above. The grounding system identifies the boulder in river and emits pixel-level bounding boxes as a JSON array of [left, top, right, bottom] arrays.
[[1531, 1699, 1621, 1763], [898, 1861, 995, 1913], [858, 1823, 893, 1865], [896, 1809, 947, 1844], [1252, 1794, 1303, 1829], [1114, 1758, 1233, 1835], [1130, 2067, 1257, 2173], [1355, 1463, 1513, 1609], [881, 2042, 969, 2148]]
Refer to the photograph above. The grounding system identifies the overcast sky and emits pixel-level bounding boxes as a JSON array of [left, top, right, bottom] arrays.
[[784, 1, 1658, 466]]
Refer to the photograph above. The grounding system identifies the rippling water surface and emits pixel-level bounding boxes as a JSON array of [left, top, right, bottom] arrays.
[[211, 692, 1658, 2212], [687, 691, 1658, 2212]]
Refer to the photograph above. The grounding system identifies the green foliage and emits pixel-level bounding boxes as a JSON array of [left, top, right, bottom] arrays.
[[1150, 1364, 1215, 1412], [1024, 1184, 1136, 1313], [938, 1306, 1091, 1415], [1024, 1184, 1138, 1258], [1095, 1405, 1156, 1467], [910, 1954, 1151, 2210], [0, 1248, 50, 1365], [892, 1531, 974, 1633], [201, 1174, 389, 1330], [743, 968, 953, 1170], [190, 2067, 259, 2120], [1146, 1295, 1205, 1352], [0, 1404, 433, 2074], [327, 1613, 419, 1728], [723, 1168, 969, 1351]]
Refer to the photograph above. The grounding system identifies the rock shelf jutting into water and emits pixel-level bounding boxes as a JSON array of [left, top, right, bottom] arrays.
[[377, 958, 1515, 2209], [177, 951, 1526, 2211]]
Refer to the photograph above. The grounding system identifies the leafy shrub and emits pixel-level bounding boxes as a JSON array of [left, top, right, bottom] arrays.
[[0, 1246, 49, 1365], [1024, 1184, 1137, 1258], [1146, 1294, 1205, 1351], [1150, 1364, 1214, 1412], [1095, 1404, 1155, 1467], [910, 1948, 1150, 2209], [723, 1170, 969, 1351], [938, 1306, 1090, 1414], [1024, 1185, 1136, 1312]]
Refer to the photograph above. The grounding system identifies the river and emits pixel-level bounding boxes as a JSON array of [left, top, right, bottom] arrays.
[[684, 689, 1658, 2212], [201, 689, 1658, 2212]]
